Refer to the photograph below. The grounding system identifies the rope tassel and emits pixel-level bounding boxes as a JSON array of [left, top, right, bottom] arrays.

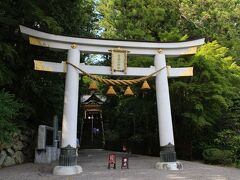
[[89, 81, 98, 91], [124, 86, 134, 96], [141, 80, 151, 91], [106, 86, 117, 96]]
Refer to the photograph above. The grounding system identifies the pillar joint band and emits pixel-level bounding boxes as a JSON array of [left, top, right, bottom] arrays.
[[158, 49, 164, 54], [71, 44, 78, 49]]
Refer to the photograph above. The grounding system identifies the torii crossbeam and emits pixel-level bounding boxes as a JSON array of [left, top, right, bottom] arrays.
[[20, 25, 204, 175]]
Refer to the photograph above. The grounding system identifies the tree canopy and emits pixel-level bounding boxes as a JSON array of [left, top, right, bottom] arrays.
[[0, 0, 97, 142], [97, 0, 240, 162]]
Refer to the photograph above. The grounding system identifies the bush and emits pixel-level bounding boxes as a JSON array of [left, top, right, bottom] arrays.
[[202, 148, 232, 165], [105, 130, 119, 142], [128, 134, 143, 144], [0, 90, 22, 144], [235, 160, 240, 168], [214, 130, 240, 162]]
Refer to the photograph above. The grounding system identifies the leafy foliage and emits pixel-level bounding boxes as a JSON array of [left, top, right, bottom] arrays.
[[208, 98, 240, 166], [97, 0, 240, 160], [171, 41, 239, 129], [214, 130, 240, 158], [202, 148, 232, 165], [180, 0, 240, 57], [0, 90, 22, 143], [97, 0, 187, 41], [0, 0, 97, 144]]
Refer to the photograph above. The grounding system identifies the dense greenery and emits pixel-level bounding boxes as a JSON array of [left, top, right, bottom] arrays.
[[180, 0, 240, 58], [0, 0, 97, 144], [97, 0, 240, 166], [0, 0, 239, 167], [0, 90, 22, 143], [202, 148, 232, 165]]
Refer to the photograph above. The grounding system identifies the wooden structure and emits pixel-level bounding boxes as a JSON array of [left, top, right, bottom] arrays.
[[80, 93, 105, 148]]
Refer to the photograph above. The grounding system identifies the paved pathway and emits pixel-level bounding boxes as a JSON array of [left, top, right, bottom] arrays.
[[0, 149, 239, 180]]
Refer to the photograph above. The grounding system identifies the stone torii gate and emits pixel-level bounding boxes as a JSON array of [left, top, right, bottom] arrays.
[[20, 25, 204, 175]]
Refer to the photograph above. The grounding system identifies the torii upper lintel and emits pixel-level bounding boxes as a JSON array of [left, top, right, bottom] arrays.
[[20, 25, 204, 57]]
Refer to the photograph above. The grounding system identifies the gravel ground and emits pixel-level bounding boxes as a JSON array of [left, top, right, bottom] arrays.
[[0, 149, 239, 180]]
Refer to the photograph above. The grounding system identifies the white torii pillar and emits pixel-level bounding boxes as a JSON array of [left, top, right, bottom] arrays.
[[155, 53, 177, 170], [53, 47, 82, 175]]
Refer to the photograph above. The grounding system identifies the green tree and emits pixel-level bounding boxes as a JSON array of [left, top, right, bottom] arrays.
[[97, 0, 187, 41], [169, 41, 240, 158], [0, 0, 97, 145], [171, 42, 239, 128], [0, 0, 65, 127], [0, 90, 22, 143], [46, 0, 98, 36], [97, 0, 240, 159], [180, 0, 240, 58]]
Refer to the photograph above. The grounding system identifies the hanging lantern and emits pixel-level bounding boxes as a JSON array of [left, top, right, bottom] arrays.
[[141, 80, 151, 91], [124, 86, 134, 96], [89, 81, 98, 91], [106, 86, 117, 96]]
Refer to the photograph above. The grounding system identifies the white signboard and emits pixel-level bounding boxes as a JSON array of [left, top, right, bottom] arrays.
[[111, 48, 128, 74]]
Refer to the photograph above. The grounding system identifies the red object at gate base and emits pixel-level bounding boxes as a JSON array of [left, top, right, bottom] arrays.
[[121, 157, 129, 169], [108, 154, 116, 169]]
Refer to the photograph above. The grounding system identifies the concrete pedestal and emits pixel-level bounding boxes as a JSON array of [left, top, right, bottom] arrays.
[[156, 161, 182, 170], [35, 147, 60, 163], [53, 165, 82, 175]]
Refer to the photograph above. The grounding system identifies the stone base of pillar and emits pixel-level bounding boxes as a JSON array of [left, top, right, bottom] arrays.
[[156, 143, 183, 170], [53, 165, 82, 175], [160, 143, 176, 162], [59, 145, 77, 166], [53, 145, 82, 175], [156, 162, 182, 170]]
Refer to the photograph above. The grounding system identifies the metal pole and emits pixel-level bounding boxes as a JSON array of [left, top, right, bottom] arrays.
[[53, 115, 58, 147], [101, 120, 105, 147], [79, 118, 84, 148], [91, 115, 94, 145]]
